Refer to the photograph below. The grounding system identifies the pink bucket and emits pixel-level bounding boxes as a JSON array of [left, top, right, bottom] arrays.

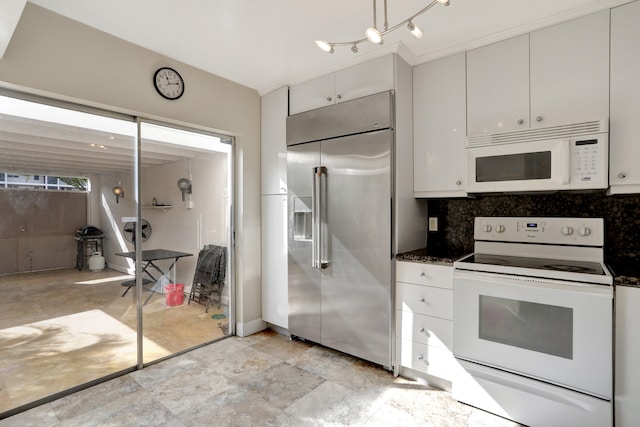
[[165, 283, 185, 306]]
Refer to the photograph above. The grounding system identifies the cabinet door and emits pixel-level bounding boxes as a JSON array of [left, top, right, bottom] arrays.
[[414, 53, 466, 197], [466, 34, 530, 136], [334, 54, 394, 103], [530, 10, 609, 128], [289, 73, 335, 115], [261, 86, 288, 195], [615, 286, 640, 427], [261, 194, 288, 328], [610, 1, 640, 193]]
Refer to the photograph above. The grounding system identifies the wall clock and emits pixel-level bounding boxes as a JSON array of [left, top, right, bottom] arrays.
[[153, 67, 185, 100]]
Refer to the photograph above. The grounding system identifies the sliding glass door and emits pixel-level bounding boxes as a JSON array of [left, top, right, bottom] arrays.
[[138, 121, 233, 364], [0, 92, 234, 417]]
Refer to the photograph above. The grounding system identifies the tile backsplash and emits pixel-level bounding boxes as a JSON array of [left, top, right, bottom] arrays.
[[427, 191, 640, 270]]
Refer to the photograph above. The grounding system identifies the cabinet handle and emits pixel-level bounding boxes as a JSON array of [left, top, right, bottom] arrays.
[[455, 180, 462, 186], [418, 355, 424, 360], [419, 297, 426, 303], [419, 327, 425, 333], [536, 116, 543, 122], [326, 96, 332, 102], [618, 172, 627, 179], [517, 119, 524, 125], [336, 94, 342, 100], [420, 272, 426, 277]]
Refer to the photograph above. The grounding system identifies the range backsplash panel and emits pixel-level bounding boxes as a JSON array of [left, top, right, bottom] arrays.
[[427, 191, 640, 272]]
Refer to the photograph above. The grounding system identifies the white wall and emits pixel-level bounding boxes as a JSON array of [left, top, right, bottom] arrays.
[[0, 3, 263, 333]]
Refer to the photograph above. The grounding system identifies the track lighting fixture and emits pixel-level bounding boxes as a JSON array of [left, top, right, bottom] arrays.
[[315, 0, 450, 54]]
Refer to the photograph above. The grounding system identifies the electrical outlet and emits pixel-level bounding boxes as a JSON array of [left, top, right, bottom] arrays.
[[428, 217, 438, 232]]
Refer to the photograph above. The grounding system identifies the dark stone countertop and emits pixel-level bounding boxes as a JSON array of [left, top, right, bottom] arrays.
[[395, 248, 465, 266], [397, 249, 640, 288], [609, 263, 640, 288]]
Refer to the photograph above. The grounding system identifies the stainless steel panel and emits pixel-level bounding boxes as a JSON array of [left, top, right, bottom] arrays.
[[320, 129, 392, 367], [287, 91, 393, 146], [287, 142, 322, 343]]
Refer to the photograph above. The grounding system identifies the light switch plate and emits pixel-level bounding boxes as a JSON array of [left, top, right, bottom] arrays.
[[428, 217, 439, 231]]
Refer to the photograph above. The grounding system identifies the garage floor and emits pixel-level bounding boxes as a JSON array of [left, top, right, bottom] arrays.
[[0, 268, 228, 414]]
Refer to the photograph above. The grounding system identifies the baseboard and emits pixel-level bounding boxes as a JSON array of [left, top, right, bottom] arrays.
[[236, 318, 267, 337], [265, 323, 289, 336]]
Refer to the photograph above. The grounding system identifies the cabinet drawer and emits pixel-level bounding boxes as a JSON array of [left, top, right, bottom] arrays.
[[396, 261, 453, 289], [396, 310, 453, 350], [396, 282, 453, 319], [397, 338, 460, 381]]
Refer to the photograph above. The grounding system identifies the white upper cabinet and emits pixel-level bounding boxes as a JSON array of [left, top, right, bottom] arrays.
[[466, 10, 609, 137], [466, 34, 530, 136], [289, 54, 394, 115], [261, 86, 288, 195], [609, 0, 640, 194], [413, 53, 467, 197], [288, 73, 335, 115], [529, 10, 609, 128]]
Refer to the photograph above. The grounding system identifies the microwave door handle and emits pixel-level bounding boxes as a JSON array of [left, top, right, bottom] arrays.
[[561, 139, 571, 185]]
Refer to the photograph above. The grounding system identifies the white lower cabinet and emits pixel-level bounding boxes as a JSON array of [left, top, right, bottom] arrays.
[[615, 285, 640, 426], [395, 261, 460, 385]]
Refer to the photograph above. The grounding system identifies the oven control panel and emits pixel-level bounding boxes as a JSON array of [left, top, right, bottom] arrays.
[[474, 217, 604, 246]]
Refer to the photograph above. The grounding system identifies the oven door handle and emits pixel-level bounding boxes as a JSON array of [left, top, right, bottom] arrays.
[[453, 269, 613, 296]]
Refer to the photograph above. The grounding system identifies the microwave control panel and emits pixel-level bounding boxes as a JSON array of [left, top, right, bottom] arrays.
[[570, 134, 608, 188]]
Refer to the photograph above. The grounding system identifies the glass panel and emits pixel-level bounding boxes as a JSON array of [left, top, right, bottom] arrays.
[[479, 295, 573, 359], [0, 94, 137, 415], [139, 122, 233, 364], [476, 151, 551, 182]]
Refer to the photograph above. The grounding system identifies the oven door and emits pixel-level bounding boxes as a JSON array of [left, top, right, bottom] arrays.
[[453, 269, 612, 399]]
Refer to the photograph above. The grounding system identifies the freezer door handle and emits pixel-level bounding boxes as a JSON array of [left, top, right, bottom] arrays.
[[312, 166, 328, 269]]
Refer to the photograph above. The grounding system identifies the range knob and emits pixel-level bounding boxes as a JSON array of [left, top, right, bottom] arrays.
[[561, 226, 574, 236], [482, 224, 492, 233], [495, 225, 506, 233], [579, 227, 591, 237]]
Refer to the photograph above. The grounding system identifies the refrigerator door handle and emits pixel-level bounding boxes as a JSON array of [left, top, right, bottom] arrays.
[[318, 166, 328, 269], [312, 166, 328, 270]]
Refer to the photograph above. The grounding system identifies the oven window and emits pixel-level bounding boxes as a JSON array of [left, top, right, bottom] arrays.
[[479, 295, 573, 359], [476, 151, 551, 182]]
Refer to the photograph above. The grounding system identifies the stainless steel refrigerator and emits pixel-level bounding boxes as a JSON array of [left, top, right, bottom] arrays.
[[287, 91, 393, 367]]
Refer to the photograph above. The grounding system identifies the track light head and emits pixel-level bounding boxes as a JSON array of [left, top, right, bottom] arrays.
[[315, 40, 334, 54], [407, 22, 423, 39], [365, 27, 383, 44]]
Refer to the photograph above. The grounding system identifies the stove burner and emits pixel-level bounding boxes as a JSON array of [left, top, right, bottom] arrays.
[[543, 264, 598, 274]]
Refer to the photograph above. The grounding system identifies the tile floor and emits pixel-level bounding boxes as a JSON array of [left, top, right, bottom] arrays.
[[0, 330, 522, 426], [0, 268, 228, 413]]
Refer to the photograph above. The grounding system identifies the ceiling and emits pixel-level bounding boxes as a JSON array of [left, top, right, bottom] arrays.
[[26, 0, 631, 95], [0, 0, 632, 178], [0, 96, 229, 177]]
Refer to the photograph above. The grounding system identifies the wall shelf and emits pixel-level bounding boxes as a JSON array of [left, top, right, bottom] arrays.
[[142, 205, 173, 211]]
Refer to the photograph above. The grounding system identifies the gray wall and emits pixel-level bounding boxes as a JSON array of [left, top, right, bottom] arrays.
[[0, 189, 87, 274], [0, 3, 262, 331]]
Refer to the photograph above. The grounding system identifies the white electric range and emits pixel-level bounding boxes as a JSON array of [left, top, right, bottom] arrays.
[[452, 217, 613, 427]]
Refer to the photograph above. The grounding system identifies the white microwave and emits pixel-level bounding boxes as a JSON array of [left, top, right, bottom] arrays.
[[466, 133, 608, 193]]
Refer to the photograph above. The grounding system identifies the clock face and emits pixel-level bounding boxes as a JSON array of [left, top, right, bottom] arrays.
[[153, 67, 184, 100]]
